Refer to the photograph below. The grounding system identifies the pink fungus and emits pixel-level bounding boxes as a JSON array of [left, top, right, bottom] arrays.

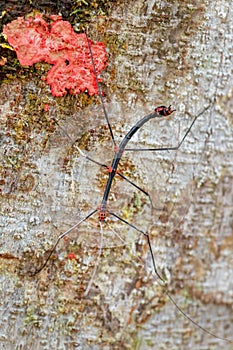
[[3, 15, 108, 97]]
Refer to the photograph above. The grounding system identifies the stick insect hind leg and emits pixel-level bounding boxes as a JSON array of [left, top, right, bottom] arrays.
[[31, 209, 98, 275]]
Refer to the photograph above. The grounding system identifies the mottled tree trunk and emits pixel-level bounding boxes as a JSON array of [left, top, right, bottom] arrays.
[[0, 1, 233, 350]]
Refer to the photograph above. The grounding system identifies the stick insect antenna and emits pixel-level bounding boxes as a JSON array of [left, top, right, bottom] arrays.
[[85, 31, 117, 148]]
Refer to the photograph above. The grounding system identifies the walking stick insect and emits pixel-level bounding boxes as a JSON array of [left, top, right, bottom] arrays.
[[32, 31, 232, 344]]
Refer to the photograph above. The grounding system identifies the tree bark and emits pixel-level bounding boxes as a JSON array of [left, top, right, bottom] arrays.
[[0, 1, 233, 349]]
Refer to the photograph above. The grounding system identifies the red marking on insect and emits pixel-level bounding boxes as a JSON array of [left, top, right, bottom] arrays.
[[98, 204, 107, 221], [106, 166, 113, 173], [99, 211, 107, 221], [155, 105, 176, 116], [106, 166, 118, 174]]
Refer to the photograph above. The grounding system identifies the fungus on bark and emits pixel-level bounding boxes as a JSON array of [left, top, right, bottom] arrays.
[[3, 14, 108, 97]]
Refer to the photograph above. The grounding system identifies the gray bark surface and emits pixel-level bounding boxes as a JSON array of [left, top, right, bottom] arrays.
[[0, 1, 233, 349]]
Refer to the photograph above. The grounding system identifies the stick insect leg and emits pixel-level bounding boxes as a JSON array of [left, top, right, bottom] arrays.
[[109, 211, 232, 343], [84, 221, 104, 297], [51, 117, 109, 170], [105, 106, 211, 212], [108, 211, 165, 283], [32, 209, 98, 275], [53, 119, 155, 207], [163, 289, 232, 343], [85, 31, 117, 148], [117, 172, 154, 208], [125, 105, 211, 152]]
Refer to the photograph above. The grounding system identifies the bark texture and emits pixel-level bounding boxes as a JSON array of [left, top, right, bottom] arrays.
[[0, 1, 233, 349]]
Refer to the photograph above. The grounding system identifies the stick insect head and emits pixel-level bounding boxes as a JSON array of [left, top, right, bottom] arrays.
[[155, 105, 176, 117]]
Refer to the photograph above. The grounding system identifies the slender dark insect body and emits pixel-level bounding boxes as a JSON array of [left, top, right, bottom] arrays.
[[33, 32, 232, 344], [99, 106, 175, 221]]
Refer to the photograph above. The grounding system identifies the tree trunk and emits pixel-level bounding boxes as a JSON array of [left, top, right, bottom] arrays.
[[0, 1, 233, 349]]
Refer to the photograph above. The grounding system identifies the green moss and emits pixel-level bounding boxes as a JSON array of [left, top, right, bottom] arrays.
[[70, 0, 116, 28]]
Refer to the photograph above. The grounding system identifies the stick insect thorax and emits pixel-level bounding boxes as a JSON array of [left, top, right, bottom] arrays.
[[98, 106, 175, 220]]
